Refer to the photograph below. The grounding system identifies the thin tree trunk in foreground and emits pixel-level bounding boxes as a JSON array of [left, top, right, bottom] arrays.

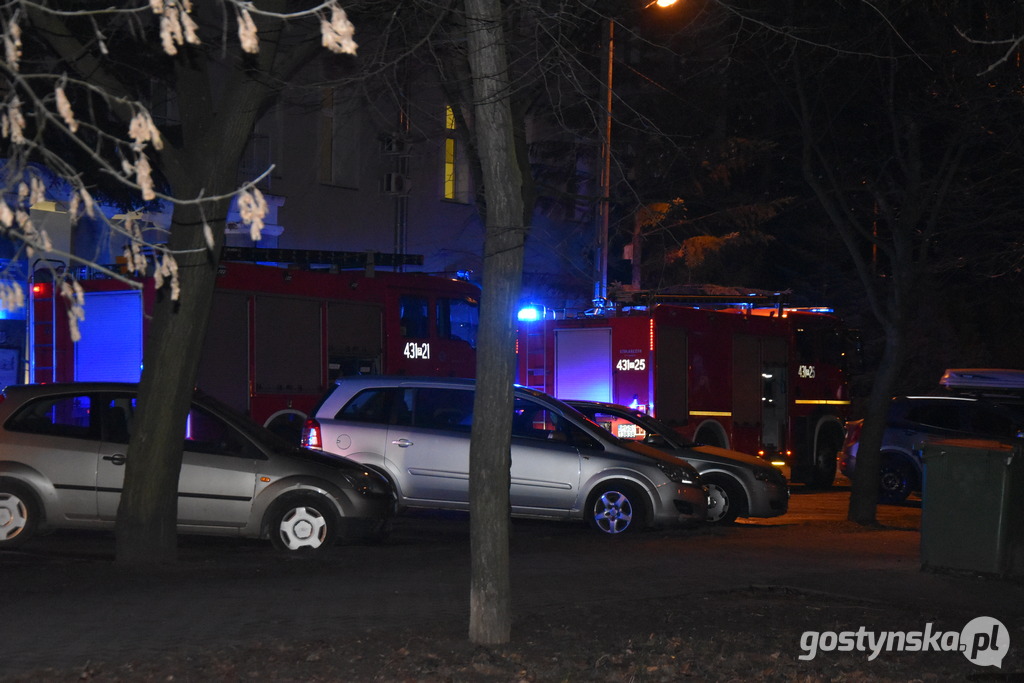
[[464, 0, 526, 645]]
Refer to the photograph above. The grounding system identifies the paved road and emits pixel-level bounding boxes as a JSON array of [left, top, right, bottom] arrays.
[[1, 486, 1021, 678]]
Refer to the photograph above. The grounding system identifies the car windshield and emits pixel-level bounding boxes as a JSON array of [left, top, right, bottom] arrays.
[[574, 403, 697, 448], [194, 392, 303, 455], [634, 413, 697, 447]]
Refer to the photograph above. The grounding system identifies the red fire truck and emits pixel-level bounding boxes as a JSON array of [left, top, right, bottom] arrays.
[[29, 248, 479, 439], [516, 300, 853, 486]]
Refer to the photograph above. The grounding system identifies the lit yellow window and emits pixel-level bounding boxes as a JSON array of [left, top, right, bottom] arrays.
[[444, 105, 457, 200]]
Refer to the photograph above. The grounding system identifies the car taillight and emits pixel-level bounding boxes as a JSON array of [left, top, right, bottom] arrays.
[[843, 420, 863, 448], [301, 418, 322, 449]]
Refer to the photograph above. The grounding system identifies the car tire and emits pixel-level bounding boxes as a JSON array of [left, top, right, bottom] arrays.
[[808, 426, 842, 489], [586, 482, 646, 535], [0, 481, 39, 549], [267, 495, 340, 554], [878, 457, 913, 504], [704, 476, 744, 525]]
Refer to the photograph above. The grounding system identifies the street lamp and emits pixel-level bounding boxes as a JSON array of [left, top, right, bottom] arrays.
[[594, 0, 679, 306]]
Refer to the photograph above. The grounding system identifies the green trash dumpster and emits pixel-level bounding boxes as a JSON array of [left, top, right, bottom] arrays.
[[921, 438, 1024, 577]]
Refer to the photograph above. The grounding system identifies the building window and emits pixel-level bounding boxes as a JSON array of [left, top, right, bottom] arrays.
[[443, 105, 469, 203], [444, 105, 457, 200], [239, 132, 274, 192], [318, 88, 361, 189]]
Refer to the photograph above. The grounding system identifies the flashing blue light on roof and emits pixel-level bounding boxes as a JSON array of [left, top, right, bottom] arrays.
[[518, 306, 542, 322]]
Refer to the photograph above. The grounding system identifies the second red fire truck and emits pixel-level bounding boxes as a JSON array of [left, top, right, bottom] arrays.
[[516, 298, 854, 486]]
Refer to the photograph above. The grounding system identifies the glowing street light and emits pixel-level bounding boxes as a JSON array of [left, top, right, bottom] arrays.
[[595, 0, 680, 305]]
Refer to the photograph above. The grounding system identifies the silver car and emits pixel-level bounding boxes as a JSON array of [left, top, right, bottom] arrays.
[[568, 400, 789, 525], [0, 383, 395, 554], [301, 377, 708, 534]]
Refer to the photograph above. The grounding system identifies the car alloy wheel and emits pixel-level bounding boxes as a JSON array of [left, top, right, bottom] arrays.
[[588, 483, 644, 535], [878, 460, 912, 504]]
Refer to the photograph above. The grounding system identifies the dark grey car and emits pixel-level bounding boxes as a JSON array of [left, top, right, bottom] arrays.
[[0, 383, 395, 553], [568, 400, 789, 524], [840, 395, 1024, 503], [302, 377, 709, 534]]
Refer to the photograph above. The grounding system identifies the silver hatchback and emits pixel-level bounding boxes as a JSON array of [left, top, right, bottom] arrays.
[[301, 377, 708, 534], [0, 383, 395, 554]]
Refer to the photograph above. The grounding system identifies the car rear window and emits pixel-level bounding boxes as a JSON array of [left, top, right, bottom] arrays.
[[968, 404, 1021, 438], [902, 402, 965, 430], [337, 387, 476, 433], [6, 394, 97, 440], [336, 388, 397, 424]]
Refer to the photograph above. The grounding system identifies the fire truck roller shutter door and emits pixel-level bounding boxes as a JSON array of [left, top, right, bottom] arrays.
[[554, 328, 612, 402]]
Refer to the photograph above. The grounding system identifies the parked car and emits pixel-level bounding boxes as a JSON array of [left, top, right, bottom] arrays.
[[567, 400, 789, 524], [0, 383, 395, 554], [301, 377, 708, 535], [840, 395, 1024, 503]]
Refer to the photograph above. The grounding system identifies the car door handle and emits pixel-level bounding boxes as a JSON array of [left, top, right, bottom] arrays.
[[391, 439, 414, 448], [102, 453, 127, 466]]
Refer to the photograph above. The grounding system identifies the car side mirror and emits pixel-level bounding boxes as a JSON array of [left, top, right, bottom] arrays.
[[644, 434, 668, 447]]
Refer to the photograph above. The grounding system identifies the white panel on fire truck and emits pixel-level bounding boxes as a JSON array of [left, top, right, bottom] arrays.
[[554, 328, 612, 402], [75, 290, 143, 382]]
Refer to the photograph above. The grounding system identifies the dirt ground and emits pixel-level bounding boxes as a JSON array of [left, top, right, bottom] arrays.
[[4, 488, 1022, 682], [8, 578, 1020, 682]]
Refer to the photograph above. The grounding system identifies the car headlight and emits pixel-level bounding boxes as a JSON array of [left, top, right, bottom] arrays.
[[345, 470, 392, 497], [657, 461, 701, 486], [754, 468, 787, 486]]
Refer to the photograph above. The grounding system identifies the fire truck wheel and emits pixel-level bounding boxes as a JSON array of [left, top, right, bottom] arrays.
[[0, 481, 39, 549], [704, 477, 743, 525], [586, 482, 646, 535], [267, 495, 340, 554], [809, 428, 842, 489]]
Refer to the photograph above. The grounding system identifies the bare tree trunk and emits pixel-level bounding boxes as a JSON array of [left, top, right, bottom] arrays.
[[790, 51, 919, 527], [846, 329, 902, 524], [115, 201, 226, 563], [463, 0, 525, 646], [114, 39, 278, 563]]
